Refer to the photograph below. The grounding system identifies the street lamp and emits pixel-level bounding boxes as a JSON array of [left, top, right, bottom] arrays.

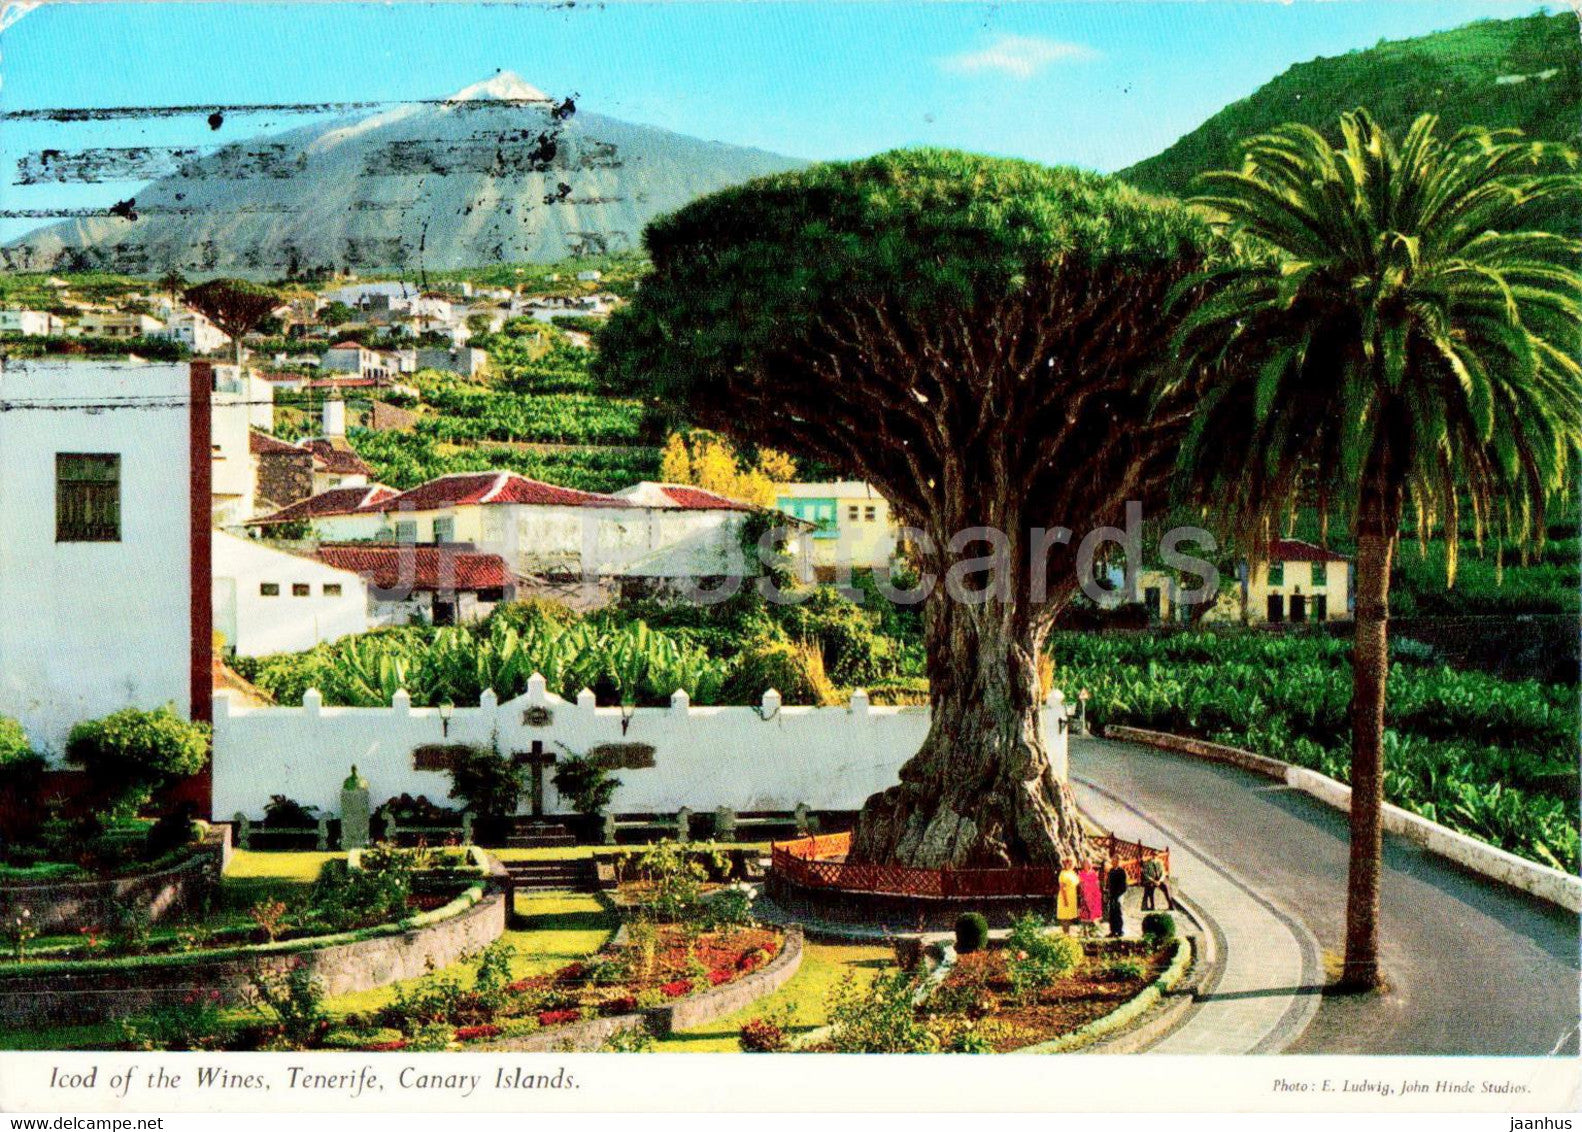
[[1078, 688, 1090, 736], [439, 700, 454, 738]]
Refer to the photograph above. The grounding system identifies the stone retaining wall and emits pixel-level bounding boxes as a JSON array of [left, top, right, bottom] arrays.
[[0, 826, 229, 933], [0, 887, 507, 1028], [1106, 725, 1582, 913], [491, 926, 804, 1052]]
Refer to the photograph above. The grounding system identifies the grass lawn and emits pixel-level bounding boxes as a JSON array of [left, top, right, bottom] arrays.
[[224, 849, 337, 882], [656, 940, 894, 1052], [322, 889, 618, 1019]]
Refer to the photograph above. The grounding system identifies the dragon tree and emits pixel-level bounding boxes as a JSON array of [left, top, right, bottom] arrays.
[[598, 150, 1220, 868]]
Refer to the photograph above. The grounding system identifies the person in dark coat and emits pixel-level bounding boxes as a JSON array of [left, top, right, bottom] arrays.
[[1105, 858, 1129, 938]]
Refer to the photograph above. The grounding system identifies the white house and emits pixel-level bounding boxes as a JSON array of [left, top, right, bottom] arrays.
[[212, 531, 369, 657], [157, 309, 229, 355], [0, 309, 64, 337], [320, 281, 417, 313], [209, 365, 275, 527], [78, 311, 165, 339], [314, 544, 515, 627], [0, 358, 209, 757], [321, 341, 392, 382]]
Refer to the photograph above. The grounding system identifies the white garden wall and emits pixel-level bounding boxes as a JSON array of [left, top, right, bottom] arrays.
[[212, 677, 1072, 821]]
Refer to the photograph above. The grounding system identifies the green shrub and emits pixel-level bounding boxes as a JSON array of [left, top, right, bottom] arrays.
[[246, 961, 327, 1049], [551, 755, 619, 817], [1005, 914, 1082, 1003], [1142, 912, 1177, 941], [0, 715, 34, 767], [445, 746, 524, 838], [723, 639, 838, 705], [825, 970, 937, 1054], [1108, 960, 1147, 981], [954, 912, 989, 955], [65, 706, 209, 818]]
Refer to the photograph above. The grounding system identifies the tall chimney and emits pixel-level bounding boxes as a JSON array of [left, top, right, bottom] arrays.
[[323, 395, 346, 437]]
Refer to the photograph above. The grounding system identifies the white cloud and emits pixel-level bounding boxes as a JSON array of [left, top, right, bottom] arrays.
[[941, 34, 1098, 80]]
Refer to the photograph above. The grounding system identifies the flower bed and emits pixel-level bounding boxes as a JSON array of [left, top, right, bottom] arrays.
[[310, 921, 788, 1051], [4, 844, 474, 966], [919, 938, 1176, 1052]]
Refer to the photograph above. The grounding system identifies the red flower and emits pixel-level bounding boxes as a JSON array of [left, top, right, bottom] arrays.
[[661, 979, 692, 999], [365, 1040, 407, 1052], [538, 1008, 582, 1027], [602, 996, 637, 1015], [554, 962, 586, 982], [708, 969, 734, 986], [453, 1024, 501, 1042]]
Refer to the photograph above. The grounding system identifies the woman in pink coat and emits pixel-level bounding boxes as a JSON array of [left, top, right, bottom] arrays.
[[1077, 860, 1104, 929]]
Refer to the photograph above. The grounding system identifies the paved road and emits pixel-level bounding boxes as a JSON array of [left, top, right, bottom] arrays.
[[1076, 775, 1321, 1053], [1072, 736, 1580, 1055]]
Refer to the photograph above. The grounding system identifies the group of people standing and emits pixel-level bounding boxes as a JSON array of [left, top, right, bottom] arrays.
[[1055, 855, 1175, 937]]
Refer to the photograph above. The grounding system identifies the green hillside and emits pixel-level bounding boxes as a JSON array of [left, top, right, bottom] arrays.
[[1122, 11, 1581, 198]]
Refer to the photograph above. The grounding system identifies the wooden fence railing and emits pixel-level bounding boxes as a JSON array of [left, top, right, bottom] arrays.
[[770, 830, 1169, 899]]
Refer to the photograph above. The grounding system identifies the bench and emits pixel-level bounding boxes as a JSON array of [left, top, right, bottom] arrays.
[[234, 812, 332, 851], [713, 804, 819, 843], [380, 811, 473, 847], [600, 808, 693, 845]]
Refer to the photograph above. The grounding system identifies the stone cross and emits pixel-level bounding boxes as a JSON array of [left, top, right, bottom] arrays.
[[513, 740, 558, 816]]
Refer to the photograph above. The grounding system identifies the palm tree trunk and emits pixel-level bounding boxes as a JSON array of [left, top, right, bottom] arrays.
[[1340, 489, 1400, 991]]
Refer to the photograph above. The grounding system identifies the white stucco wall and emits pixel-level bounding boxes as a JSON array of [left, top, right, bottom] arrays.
[[212, 531, 369, 657], [212, 677, 1072, 820], [0, 359, 194, 758]]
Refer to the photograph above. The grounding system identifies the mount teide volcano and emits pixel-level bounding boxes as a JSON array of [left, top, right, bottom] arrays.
[[6, 73, 805, 275]]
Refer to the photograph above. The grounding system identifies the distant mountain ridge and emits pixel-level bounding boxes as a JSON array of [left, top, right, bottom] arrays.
[[5, 72, 806, 276], [1121, 12, 1581, 199]]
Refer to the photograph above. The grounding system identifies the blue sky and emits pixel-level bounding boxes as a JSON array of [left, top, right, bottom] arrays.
[[0, 0, 1557, 243]]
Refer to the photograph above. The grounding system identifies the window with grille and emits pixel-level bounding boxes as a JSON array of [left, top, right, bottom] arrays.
[[1267, 562, 1285, 587], [292, 583, 310, 597], [324, 584, 342, 597], [260, 582, 280, 597], [56, 454, 121, 542], [864, 506, 877, 522], [395, 520, 418, 543]]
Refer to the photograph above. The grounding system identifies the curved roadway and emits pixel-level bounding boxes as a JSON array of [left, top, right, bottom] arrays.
[[1071, 736, 1580, 1055]]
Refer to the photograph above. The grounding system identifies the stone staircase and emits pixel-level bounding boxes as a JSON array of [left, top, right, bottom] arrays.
[[502, 857, 599, 893], [505, 816, 577, 849]]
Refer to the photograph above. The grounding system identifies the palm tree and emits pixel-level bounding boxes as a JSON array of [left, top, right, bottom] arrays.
[[1164, 110, 1581, 991]]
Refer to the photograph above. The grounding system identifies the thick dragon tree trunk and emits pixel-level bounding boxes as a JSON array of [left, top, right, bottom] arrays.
[[1340, 489, 1400, 992], [850, 587, 1087, 868]]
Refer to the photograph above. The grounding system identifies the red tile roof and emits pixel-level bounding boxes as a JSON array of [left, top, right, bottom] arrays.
[[249, 430, 307, 456], [302, 437, 373, 477], [329, 340, 365, 351], [314, 544, 515, 593], [1268, 538, 1350, 564], [652, 484, 753, 512], [248, 484, 397, 526], [377, 472, 626, 512], [306, 377, 380, 389]]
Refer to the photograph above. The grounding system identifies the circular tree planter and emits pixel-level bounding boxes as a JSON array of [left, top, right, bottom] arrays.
[[766, 832, 1169, 930]]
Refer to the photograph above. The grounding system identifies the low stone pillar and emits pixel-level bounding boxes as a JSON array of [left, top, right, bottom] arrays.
[[715, 806, 736, 843], [676, 807, 692, 841], [341, 765, 371, 849], [234, 813, 251, 850], [600, 812, 617, 846]]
